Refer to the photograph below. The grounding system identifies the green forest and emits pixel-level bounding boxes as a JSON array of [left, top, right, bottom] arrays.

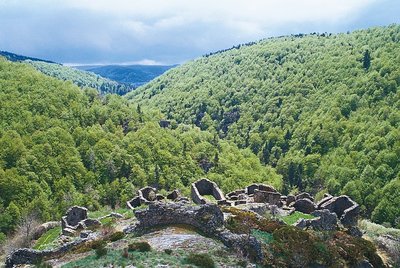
[[27, 61, 134, 95], [0, 58, 281, 239], [128, 25, 400, 227]]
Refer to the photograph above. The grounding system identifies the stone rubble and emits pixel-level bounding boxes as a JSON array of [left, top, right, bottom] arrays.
[[6, 178, 363, 267]]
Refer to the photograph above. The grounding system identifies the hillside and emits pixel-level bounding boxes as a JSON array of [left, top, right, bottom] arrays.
[[128, 25, 400, 227], [0, 51, 135, 95], [76, 64, 176, 87], [0, 58, 281, 241], [0, 51, 56, 64], [27, 60, 134, 95]]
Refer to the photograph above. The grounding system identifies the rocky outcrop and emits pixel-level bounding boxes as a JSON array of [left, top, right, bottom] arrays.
[[292, 198, 316, 214], [286, 195, 295, 206], [295, 209, 338, 231], [191, 178, 225, 204], [319, 195, 360, 226], [159, 119, 171, 128], [166, 189, 181, 200], [316, 194, 333, 209], [124, 201, 263, 261], [295, 192, 314, 202]]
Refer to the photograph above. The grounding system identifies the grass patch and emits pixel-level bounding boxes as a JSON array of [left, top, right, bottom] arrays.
[[280, 211, 315, 225], [62, 248, 183, 268], [359, 219, 400, 239], [33, 227, 61, 250], [202, 195, 217, 203]]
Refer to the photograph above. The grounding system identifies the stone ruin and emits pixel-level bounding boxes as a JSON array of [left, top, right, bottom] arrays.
[[124, 202, 263, 261], [191, 178, 225, 204], [126, 179, 361, 232], [5, 178, 364, 267], [127, 186, 188, 209], [61, 206, 101, 236]]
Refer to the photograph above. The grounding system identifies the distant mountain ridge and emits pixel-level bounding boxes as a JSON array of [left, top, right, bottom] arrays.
[[0, 51, 176, 95], [0, 50, 56, 64], [76, 64, 176, 87], [0, 51, 134, 95]]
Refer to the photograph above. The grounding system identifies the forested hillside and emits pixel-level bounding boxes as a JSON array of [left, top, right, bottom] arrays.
[[0, 58, 281, 240], [0, 51, 56, 64], [77, 64, 175, 87], [27, 61, 134, 95], [128, 25, 400, 227]]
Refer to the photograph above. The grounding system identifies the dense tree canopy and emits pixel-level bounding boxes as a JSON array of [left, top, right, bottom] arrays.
[[0, 58, 281, 237], [129, 25, 400, 227], [27, 60, 134, 95]]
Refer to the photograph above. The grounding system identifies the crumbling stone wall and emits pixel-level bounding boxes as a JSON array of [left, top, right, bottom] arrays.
[[124, 201, 263, 261], [191, 178, 225, 204], [5, 238, 88, 268]]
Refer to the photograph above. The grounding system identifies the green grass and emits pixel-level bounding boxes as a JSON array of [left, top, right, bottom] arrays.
[[61, 248, 185, 268], [359, 219, 400, 239], [202, 195, 217, 203], [33, 227, 61, 250], [280, 211, 315, 225], [88, 207, 134, 220]]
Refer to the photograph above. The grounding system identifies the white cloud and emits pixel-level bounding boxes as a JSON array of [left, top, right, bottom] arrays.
[[0, 0, 385, 63]]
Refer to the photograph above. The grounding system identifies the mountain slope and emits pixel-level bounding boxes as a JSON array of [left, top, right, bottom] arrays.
[[0, 58, 281, 237], [77, 64, 176, 87], [0, 51, 56, 64], [27, 60, 134, 95], [0, 51, 135, 95], [128, 25, 400, 227]]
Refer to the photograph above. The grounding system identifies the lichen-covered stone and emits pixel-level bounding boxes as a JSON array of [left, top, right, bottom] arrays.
[[130, 202, 224, 236], [166, 189, 181, 200], [286, 195, 295, 206], [253, 189, 281, 205], [295, 192, 314, 202], [123, 202, 263, 262], [62, 206, 87, 230], [319, 195, 360, 226], [340, 204, 360, 227], [292, 198, 316, 214]]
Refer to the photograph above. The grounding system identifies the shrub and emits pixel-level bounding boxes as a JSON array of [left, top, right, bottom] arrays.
[[223, 207, 283, 234], [127, 241, 151, 252], [185, 253, 215, 268], [108, 231, 125, 242], [0, 232, 6, 246], [95, 246, 107, 258], [91, 240, 107, 250], [164, 248, 173, 255], [122, 248, 129, 258]]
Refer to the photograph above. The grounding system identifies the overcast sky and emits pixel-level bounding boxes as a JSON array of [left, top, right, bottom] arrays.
[[0, 0, 398, 65]]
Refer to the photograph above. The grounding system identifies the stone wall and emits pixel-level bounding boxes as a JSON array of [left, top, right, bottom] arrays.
[[124, 201, 263, 261], [5, 238, 88, 268], [191, 178, 225, 204]]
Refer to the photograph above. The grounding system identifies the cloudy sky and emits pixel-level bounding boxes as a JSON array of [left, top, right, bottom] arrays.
[[0, 0, 398, 65]]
